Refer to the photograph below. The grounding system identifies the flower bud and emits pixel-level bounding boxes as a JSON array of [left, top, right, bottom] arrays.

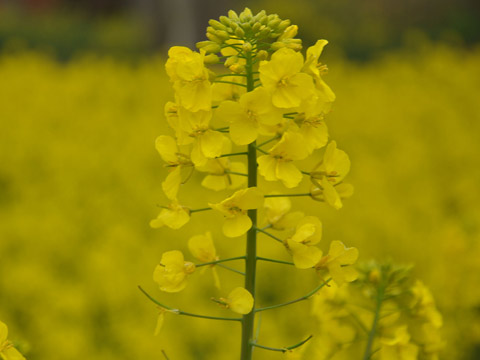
[[271, 42, 286, 51], [252, 22, 262, 33], [229, 63, 245, 74], [209, 19, 227, 31], [224, 55, 238, 67], [242, 42, 253, 52], [184, 261, 196, 274], [215, 30, 230, 41], [242, 22, 252, 33], [196, 41, 221, 54], [204, 54, 220, 64], [206, 32, 222, 43], [228, 10, 239, 21], [278, 25, 298, 41], [235, 27, 245, 38], [268, 18, 281, 29], [256, 50, 268, 60], [277, 19, 292, 33], [239, 8, 253, 22]]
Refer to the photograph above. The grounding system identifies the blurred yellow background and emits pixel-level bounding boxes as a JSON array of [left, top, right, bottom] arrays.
[[0, 1, 479, 359]]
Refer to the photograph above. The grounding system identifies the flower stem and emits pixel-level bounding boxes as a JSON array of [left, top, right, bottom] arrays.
[[254, 226, 283, 243], [250, 335, 313, 353], [256, 257, 294, 266], [255, 280, 331, 313], [195, 256, 246, 267], [217, 263, 245, 276], [138, 286, 241, 321], [241, 48, 257, 360], [189, 207, 213, 214], [363, 279, 386, 360], [217, 152, 249, 158], [213, 80, 248, 87], [264, 193, 311, 198]]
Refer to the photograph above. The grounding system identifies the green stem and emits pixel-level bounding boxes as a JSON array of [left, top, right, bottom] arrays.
[[257, 135, 280, 148], [252, 144, 268, 154], [256, 257, 294, 266], [255, 280, 331, 313], [225, 170, 248, 177], [217, 152, 248, 158], [217, 263, 245, 276], [264, 193, 311, 198], [189, 207, 213, 214], [363, 281, 386, 360], [215, 73, 248, 78], [138, 286, 241, 322], [241, 48, 257, 360], [213, 80, 247, 87], [254, 227, 283, 243], [251, 335, 313, 353], [195, 256, 246, 267]]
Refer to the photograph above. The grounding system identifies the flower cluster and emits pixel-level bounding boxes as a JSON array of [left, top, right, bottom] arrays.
[[146, 7, 358, 357]]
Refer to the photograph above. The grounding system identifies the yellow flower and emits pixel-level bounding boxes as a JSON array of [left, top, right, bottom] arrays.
[[286, 239, 323, 269], [219, 287, 254, 314], [212, 78, 246, 105], [315, 240, 358, 286], [150, 201, 190, 230], [155, 135, 193, 200], [310, 141, 352, 209], [197, 158, 247, 191], [302, 40, 336, 108], [257, 131, 309, 188], [165, 46, 212, 112], [0, 321, 26, 360], [176, 107, 226, 166], [378, 325, 419, 360], [209, 187, 264, 237], [290, 216, 323, 245], [259, 47, 315, 108], [153, 250, 196, 293], [214, 87, 283, 145], [263, 196, 304, 230], [188, 232, 221, 288]]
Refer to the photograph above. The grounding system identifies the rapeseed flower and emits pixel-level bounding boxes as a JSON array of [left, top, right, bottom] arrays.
[[217, 287, 254, 314], [263, 196, 303, 230], [0, 321, 26, 360], [150, 201, 190, 230], [209, 187, 263, 237], [153, 250, 196, 293], [315, 240, 359, 285]]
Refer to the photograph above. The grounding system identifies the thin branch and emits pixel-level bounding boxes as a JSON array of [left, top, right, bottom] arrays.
[[215, 73, 248, 78], [257, 257, 294, 266], [224, 170, 248, 177], [213, 80, 248, 88], [251, 144, 268, 155], [254, 226, 283, 243], [264, 193, 311, 198], [251, 335, 313, 353], [138, 286, 242, 322], [195, 256, 246, 267], [189, 207, 212, 214], [257, 135, 281, 148], [217, 152, 248, 158], [217, 263, 245, 276], [255, 280, 331, 313]]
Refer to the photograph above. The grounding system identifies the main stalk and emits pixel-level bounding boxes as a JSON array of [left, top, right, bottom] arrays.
[[240, 49, 257, 360]]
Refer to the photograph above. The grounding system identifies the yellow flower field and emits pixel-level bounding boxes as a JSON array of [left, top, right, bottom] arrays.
[[0, 43, 479, 359]]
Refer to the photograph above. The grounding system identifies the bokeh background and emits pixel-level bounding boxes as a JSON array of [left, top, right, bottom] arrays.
[[1, 0, 479, 359]]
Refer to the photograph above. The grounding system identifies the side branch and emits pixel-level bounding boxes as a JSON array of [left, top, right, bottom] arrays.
[[251, 335, 313, 353], [195, 256, 246, 267], [138, 286, 242, 322], [255, 279, 331, 313]]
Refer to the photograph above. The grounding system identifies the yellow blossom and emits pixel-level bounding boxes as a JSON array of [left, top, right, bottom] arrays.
[[259, 47, 315, 108], [150, 201, 190, 230], [188, 232, 221, 288], [214, 87, 283, 145], [378, 325, 419, 360], [263, 196, 304, 230], [286, 239, 323, 269], [219, 287, 254, 314], [302, 40, 336, 108], [155, 135, 193, 200], [315, 240, 359, 285], [209, 187, 264, 237], [290, 216, 323, 245], [257, 131, 309, 188], [0, 321, 26, 360], [165, 46, 212, 111], [310, 141, 352, 209], [153, 250, 196, 293]]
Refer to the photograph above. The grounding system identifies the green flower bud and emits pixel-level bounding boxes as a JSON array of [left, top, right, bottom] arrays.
[[271, 42, 286, 51], [235, 27, 245, 38], [239, 8, 253, 22], [229, 63, 245, 74], [278, 25, 298, 41], [267, 19, 281, 29], [209, 19, 227, 31], [224, 56, 238, 67], [242, 42, 253, 52], [242, 22, 252, 33], [219, 16, 234, 29], [204, 54, 220, 64], [258, 27, 271, 38], [206, 32, 223, 43], [253, 10, 266, 23], [252, 22, 262, 33], [215, 30, 230, 41], [277, 19, 292, 33], [196, 41, 221, 54], [256, 50, 268, 60], [228, 10, 239, 21]]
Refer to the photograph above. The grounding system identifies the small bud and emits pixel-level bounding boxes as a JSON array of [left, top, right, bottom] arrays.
[[256, 50, 268, 60], [277, 19, 292, 33], [215, 30, 230, 41], [239, 8, 253, 22], [224, 55, 238, 67], [253, 10, 266, 23], [268, 19, 281, 29], [209, 19, 227, 31], [196, 41, 221, 54], [271, 42, 286, 51], [242, 22, 252, 33], [228, 10, 239, 21], [284, 39, 303, 51], [229, 63, 245, 74], [204, 54, 220, 64], [235, 27, 245, 38], [278, 25, 298, 41], [242, 42, 253, 52], [184, 262, 196, 274], [369, 269, 381, 284], [219, 16, 233, 28], [258, 27, 271, 38], [252, 22, 262, 33], [206, 32, 222, 43]]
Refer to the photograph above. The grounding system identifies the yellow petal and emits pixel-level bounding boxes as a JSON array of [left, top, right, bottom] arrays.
[[329, 240, 359, 264], [155, 135, 179, 164], [276, 161, 303, 188], [0, 321, 8, 344], [229, 117, 258, 145], [214, 100, 245, 124], [154, 312, 164, 336], [223, 214, 252, 238], [235, 187, 264, 210], [227, 287, 254, 314], [288, 240, 323, 269], [321, 177, 342, 209], [257, 155, 278, 181], [188, 232, 216, 262], [3, 347, 26, 360], [199, 130, 225, 159], [162, 167, 182, 201], [202, 174, 228, 191]]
